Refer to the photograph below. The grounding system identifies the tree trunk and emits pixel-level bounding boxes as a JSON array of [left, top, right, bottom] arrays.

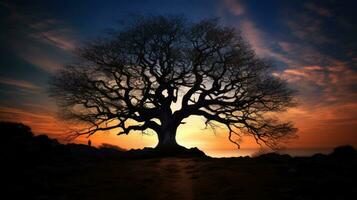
[[156, 125, 183, 150], [155, 109, 186, 152]]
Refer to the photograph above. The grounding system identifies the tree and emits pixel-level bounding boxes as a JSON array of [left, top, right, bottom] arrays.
[[49, 15, 297, 151]]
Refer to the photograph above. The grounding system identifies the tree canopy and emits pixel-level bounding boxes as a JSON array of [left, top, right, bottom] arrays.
[[49, 15, 297, 150]]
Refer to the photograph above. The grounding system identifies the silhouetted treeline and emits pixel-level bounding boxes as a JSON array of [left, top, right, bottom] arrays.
[[1, 121, 125, 164]]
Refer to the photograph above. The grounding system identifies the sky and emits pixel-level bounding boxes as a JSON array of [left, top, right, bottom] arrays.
[[0, 0, 356, 157]]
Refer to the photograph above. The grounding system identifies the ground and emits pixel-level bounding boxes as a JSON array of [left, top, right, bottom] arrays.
[[8, 154, 357, 200], [3, 121, 357, 200]]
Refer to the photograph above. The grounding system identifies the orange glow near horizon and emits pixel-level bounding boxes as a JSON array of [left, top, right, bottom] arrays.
[[2, 102, 356, 157]]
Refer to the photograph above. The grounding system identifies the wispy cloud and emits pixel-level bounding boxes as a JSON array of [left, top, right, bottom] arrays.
[[6, 4, 78, 52], [223, 0, 245, 16], [0, 77, 41, 91], [304, 2, 332, 17], [239, 18, 337, 68], [277, 41, 334, 66], [29, 28, 76, 51], [1, 2, 77, 72], [0, 106, 67, 137], [280, 64, 357, 101], [14, 43, 65, 73], [285, 16, 331, 45], [284, 2, 334, 46], [239, 20, 299, 66]]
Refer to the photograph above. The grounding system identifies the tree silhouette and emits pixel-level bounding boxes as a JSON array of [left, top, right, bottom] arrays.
[[49, 15, 296, 151]]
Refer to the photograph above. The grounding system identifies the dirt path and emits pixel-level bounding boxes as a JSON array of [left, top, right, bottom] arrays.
[[155, 158, 194, 200]]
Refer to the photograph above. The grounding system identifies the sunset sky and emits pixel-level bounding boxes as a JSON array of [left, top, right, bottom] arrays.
[[1, 0, 356, 157]]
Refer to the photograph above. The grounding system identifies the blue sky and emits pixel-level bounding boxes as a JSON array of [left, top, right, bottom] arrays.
[[0, 0, 356, 151]]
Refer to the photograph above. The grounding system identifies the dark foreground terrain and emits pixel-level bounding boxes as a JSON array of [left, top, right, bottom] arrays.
[[2, 121, 357, 200]]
